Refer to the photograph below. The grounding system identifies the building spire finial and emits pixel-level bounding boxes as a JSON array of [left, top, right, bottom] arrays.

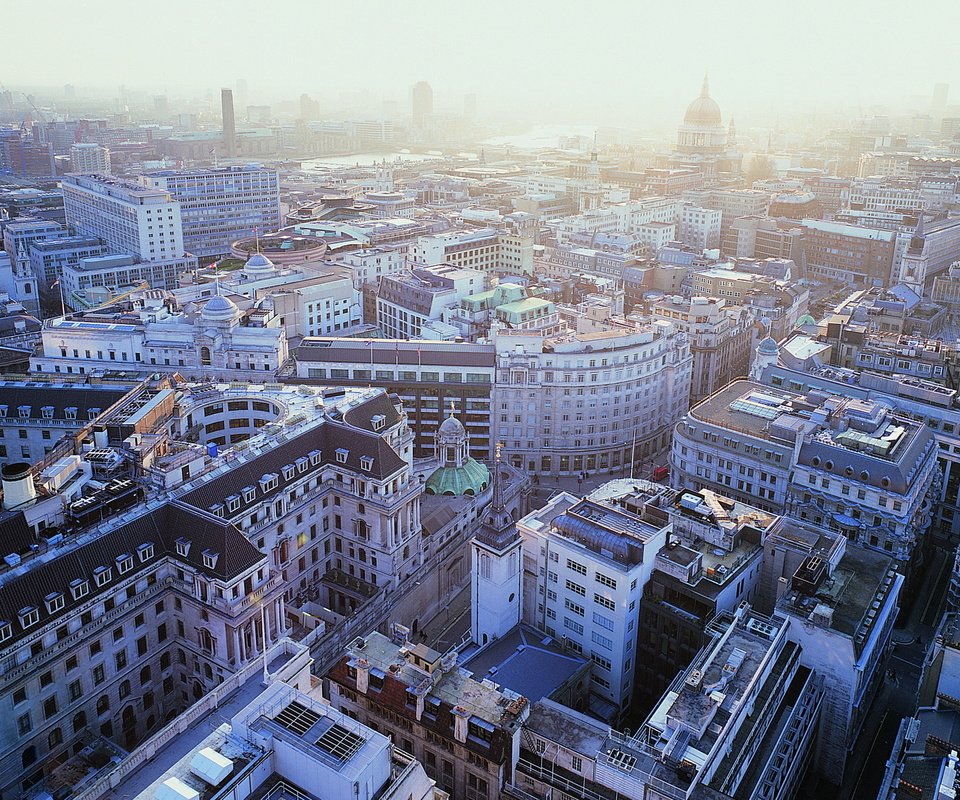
[[492, 441, 504, 511], [701, 72, 710, 98]]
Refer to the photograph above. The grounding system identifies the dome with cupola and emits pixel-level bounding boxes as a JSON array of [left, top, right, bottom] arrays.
[[684, 75, 722, 125], [424, 412, 490, 496], [201, 293, 239, 322]]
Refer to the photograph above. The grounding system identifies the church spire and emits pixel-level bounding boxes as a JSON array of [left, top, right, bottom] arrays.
[[476, 443, 517, 550], [701, 72, 711, 98]]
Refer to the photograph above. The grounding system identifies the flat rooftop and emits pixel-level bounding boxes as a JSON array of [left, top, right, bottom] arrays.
[[344, 632, 522, 727], [462, 625, 587, 704]]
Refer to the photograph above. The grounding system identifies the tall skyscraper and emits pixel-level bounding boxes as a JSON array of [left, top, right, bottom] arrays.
[[299, 92, 320, 121], [933, 82, 950, 114], [221, 87, 236, 157], [235, 77, 248, 109], [411, 80, 433, 128]]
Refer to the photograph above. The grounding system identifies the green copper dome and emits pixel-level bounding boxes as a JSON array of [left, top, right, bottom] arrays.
[[796, 314, 816, 327], [425, 458, 490, 496]]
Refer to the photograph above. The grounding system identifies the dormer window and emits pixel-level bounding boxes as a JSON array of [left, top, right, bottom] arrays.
[[309, 450, 322, 466], [93, 566, 112, 587], [0, 405, 6, 418], [360, 456, 374, 471], [371, 415, 385, 431], [295, 457, 308, 473], [226, 495, 241, 513], [282, 465, 295, 481], [202, 550, 219, 570], [41, 406, 54, 419], [259, 474, 278, 492], [87, 408, 101, 420], [0, 622, 11, 642], [18, 607, 39, 629], [44, 592, 65, 614], [242, 486, 256, 503], [175, 538, 191, 557], [17, 405, 30, 418], [137, 543, 154, 562], [336, 448, 349, 464], [65, 407, 77, 420], [116, 554, 134, 574], [210, 503, 224, 517], [70, 578, 89, 600]]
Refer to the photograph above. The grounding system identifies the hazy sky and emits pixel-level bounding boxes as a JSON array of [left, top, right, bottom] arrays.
[[6, 0, 959, 125]]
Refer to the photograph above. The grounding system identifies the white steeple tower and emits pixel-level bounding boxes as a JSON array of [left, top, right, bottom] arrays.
[[471, 444, 522, 647]]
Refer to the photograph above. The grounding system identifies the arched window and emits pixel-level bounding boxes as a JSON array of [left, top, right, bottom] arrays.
[[22, 746, 36, 768], [73, 711, 87, 734], [480, 553, 491, 579], [200, 346, 212, 366]]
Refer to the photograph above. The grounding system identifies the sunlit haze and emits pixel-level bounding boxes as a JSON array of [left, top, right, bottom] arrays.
[[5, 0, 960, 127]]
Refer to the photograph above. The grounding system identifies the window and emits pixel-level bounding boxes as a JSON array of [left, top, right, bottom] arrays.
[[43, 697, 58, 719], [70, 579, 89, 600], [591, 632, 613, 650], [594, 594, 615, 611], [595, 572, 617, 589], [94, 567, 111, 587], [45, 592, 65, 614], [566, 558, 587, 575], [137, 543, 154, 562], [19, 607, 39, 629], [17, 714, 31, 736], [175, 538, 190, 557], [565, 579, 586, 596], [563, 618, 584, 635], [564, 599, 585, 617]]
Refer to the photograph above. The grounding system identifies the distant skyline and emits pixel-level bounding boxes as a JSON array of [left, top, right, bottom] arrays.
[[6, 0, 960, 128]]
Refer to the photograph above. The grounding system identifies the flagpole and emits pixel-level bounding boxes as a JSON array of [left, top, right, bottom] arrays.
[[57, 280, 65, 317]]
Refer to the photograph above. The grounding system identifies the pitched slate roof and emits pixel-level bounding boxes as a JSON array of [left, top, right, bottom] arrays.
[[0, 383, 131, 421], [0, 510, 36, 557], [179, 397, 406, 517], [0, 502, 262, 649]]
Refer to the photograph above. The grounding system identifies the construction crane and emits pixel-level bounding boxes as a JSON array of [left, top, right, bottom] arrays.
[[74, 281, 151, 313]]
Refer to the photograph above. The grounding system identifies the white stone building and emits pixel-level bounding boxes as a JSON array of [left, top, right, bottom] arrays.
[[62, 174, 185, 263], [516, 491, 666, 720]]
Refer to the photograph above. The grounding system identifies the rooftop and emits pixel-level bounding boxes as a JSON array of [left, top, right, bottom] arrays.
[[335, 631, 527, 731], [461, 625, 588, 704], [779, 544, 900, 647]]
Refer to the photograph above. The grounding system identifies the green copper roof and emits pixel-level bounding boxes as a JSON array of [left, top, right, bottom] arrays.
[[796, 314, 816, 326], [424, 458, 490, 496]]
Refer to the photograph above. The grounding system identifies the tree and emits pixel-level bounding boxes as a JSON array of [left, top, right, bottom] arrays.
[[744, 155, 776, 185]]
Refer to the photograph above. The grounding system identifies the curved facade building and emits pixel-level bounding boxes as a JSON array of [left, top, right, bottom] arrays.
[[492, 320, 692, 478]]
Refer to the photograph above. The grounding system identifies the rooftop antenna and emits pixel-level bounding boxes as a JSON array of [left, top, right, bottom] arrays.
[[254, 225, 260, 254]]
